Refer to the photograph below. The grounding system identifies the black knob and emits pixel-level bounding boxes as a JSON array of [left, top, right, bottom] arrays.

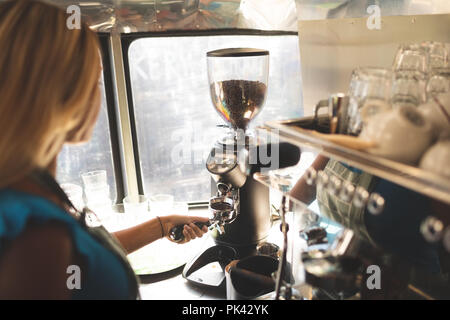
[[168, 221, 211, 242]]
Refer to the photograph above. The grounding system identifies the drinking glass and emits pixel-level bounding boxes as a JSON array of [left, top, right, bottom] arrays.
[[346, 67, 392, 135], [420, 41, 448, 72], [391, 71, 426, 109], [149, 194, 175, 217], [426, 68, 450, 99], [81, 170, 112, 218], [393, 43, 429, 75], [81, 170, 107, 190], [124, 195, 149, 215]]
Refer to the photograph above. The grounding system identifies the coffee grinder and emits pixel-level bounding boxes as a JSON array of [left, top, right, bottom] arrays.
[[169, 48, 299, 288]]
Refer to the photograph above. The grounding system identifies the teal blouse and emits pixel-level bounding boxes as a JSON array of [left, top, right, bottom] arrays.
[[0, 189, 138, 299]]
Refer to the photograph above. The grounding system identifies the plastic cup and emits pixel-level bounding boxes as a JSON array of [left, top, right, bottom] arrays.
[[123, 195, 149, 216], [81, 170, 107, 190], [149, 194, 174, 217], [85, 184, 110, 204], [60, 183, 84, 211]]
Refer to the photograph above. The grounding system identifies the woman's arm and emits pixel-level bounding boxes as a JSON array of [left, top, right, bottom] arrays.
[[0, 222, 76, 299], [112, 215, 209, 254]]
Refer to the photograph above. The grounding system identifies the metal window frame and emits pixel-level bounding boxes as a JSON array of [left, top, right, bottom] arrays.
[[105, 29, 297, 207], [97, 33, 126, 204]]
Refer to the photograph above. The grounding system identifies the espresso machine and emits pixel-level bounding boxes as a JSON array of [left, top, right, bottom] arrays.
[[169, 48, 300, 288]]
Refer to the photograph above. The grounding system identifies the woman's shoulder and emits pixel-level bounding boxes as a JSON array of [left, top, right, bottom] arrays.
[[0, 189, 78, 240], [0, 188, 135, 299], [0, 220, 75, 299]]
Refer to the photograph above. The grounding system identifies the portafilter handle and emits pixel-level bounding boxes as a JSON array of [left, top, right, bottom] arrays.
[[168, 219, 228, 243], [168, 220, 214, 243], [168, 195, 236, 243]]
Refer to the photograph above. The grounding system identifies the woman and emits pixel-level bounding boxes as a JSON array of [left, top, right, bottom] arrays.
[[0, 0, 208, 299]]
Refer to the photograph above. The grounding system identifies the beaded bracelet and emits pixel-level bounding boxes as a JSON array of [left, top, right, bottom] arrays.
[[156, 216, 164, 237]]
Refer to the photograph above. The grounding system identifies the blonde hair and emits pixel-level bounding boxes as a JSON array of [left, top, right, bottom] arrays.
[[0, 0, 101, 187]]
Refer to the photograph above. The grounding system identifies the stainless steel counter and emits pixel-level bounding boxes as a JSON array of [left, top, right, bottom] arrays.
[[137, 207, 284, 300], [135, 206, 224, 300], [139, 271, 226, 300]]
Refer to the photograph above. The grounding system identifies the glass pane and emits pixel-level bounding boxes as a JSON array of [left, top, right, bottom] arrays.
[[128, 35, 303, 202], [56, 76, 117, 203]]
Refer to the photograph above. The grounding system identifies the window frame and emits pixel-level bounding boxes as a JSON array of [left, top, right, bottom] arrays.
[[97, 33, 126, 204], [119, 29, 298, 207]]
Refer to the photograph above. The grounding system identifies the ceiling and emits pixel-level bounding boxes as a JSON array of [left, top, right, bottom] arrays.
[[2, 1, 449, 34], [39, 0, 298, 33]]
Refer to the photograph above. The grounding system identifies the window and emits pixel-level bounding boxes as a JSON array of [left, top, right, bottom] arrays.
[[56, 76, 117, 203], [125, 34, 304, 275], [128, 35, 303, 203]]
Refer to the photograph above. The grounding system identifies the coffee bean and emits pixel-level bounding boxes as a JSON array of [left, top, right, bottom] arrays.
[[210, 80, 267, 130]]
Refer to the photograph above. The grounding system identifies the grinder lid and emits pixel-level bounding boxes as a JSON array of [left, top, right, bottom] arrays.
[[207, 48, 269, 57]]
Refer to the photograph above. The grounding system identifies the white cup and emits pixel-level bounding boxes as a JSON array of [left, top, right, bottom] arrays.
[[419, 92, 450, 139], [419, 140, 450, 178], [123, 195, 149, 215], [360, 105, 434, 164]]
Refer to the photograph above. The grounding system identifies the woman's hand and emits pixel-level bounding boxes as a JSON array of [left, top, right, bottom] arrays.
[[161, 215, 209, 244]]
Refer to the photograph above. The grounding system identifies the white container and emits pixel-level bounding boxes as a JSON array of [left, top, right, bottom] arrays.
[[419, 92, 450, 138], [360, 105, 434, 164], [419, 140, 450, 178]]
